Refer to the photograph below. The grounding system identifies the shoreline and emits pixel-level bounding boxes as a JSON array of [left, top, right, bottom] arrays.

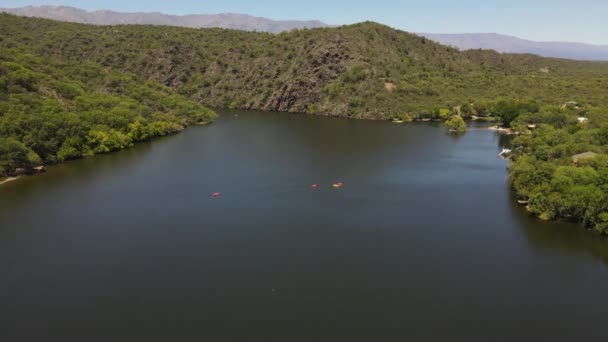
[[0, 120, 214, 187], [0, 117, 498, 187], [0, 176, 23, 186], [488, 126, 514, 134]]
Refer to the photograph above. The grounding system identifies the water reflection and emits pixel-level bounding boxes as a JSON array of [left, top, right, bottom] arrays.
[[0, 135, 158, 201], [510, 191, 608, 267]]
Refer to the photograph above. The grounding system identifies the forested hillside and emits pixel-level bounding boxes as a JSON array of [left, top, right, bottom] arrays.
[[0, 14, 217, 178], [2, 14, 608, 120], [2, 14, 608, 233]]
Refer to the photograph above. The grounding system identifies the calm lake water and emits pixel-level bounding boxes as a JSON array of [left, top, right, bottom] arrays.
[[1, 110, 607, 341]]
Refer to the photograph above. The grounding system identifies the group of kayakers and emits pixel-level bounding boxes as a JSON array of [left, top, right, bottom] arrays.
[[212, 182, 344, 198]]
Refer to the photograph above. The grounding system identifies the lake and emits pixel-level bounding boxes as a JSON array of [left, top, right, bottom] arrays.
[[1, 110, 607, 341]]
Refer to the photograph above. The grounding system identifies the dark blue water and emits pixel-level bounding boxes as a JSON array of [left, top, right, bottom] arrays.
[[1, 110, 607, 341]]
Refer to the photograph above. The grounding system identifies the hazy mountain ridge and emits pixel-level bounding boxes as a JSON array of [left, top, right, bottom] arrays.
[[4, 5, 608, 61], [422, 33, 608, 61], [0, 5, 327, 33]]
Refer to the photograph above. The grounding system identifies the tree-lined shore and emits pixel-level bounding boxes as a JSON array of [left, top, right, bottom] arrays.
[[2, 14, 608, 234]]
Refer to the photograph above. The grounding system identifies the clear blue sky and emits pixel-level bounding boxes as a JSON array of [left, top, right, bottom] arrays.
[[2, 0, 607, 44]]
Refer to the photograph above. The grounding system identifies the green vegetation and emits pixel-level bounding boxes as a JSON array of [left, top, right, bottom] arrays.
[[400, 113, 414, 122], [0, 20, 216, 178], [494, 100, 541, 127], [2, 14, 608, 234], [2, 14, 608, 121], [393, 113, 414, 123], [446, 115, 467, 134], [507, 103, 608, 234], [0, 137, 40, 176]]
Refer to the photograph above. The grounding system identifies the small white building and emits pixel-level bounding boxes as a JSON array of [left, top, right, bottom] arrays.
[[577, 117, 589, 123]]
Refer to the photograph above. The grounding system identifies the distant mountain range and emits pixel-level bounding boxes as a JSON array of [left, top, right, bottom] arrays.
[[421, 33, 608, 61], [2, 5, 608, 61], [0, 5, 327, 33]]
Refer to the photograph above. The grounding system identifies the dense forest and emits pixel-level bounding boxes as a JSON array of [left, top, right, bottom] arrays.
[[506, 102, 608, 234], [0, 15, 216, 178], [2, 14, 608, 234], [2, 14, 608, 120]]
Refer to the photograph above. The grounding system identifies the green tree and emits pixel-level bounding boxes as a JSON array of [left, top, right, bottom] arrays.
[[445, 115, 467, 134], [0, 138, 36, 176]]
